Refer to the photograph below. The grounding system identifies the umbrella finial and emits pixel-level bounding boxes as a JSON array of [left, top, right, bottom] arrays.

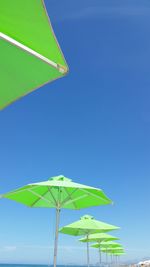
[[49, 175, 72, 182], [81, 215, 94, 220]]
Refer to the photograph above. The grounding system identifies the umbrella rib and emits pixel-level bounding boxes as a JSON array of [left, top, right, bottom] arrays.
[[62, 189, 95, 207], [2, 185, 42, 197], [80, 189, 110, 204], [27, 189, 52, 205], [62, 193, 87, 207], [0, 32, 66, 74], [48, 187, 58, 206], [61, 188, 78, 208], [30, 189, 49, 207]]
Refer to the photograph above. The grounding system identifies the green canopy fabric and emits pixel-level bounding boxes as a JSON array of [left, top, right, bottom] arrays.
[[92, 241, 122, 249], [2, 175, 112, 267], [101, 248, 124, 253], [59, 215, 119, 267], [0, 0, 68, 109], [111, 252, 125, 255], [2, 176, 111, 209], [59, 215, 119, 236], [79, 233, 119, 243]]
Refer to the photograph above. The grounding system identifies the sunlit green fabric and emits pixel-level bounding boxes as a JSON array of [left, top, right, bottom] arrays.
[[59, 215, 119, 236], [2, 175, 112, 209], [92, 241, 122, 249], [101, 247, 124, 253], [0, 0, 68, 109], [79, 233, 119, 243]]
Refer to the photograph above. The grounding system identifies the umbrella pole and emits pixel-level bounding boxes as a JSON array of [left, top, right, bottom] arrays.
[[54, 208, 61, 267], [99, 247, 101, 266], [86, 235, 90, 267], [106, 249, 108, 266]]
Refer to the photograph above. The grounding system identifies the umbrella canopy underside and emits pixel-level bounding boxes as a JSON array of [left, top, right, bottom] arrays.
[[59, 215, 119, 236], [0, 0, 68, 109], [2, 176, 112, 209], [92, 241, 122, 249], [79, 233, 119, 243]]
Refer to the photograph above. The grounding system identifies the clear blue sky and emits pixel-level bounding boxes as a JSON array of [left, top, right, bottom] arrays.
[[0, 0, 150, 264]]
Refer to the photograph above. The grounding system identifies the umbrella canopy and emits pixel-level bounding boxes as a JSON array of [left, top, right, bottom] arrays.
[[101, 248, 124, 253], [59, 215, 119, 236], [0, 0, 68, 109], [79, 233, 119, 243], [2, 175, 112, 267], [101, 241, 122, 249], [59, 215, 119, 267], [2, 176, 112, 209], [111, 252, 125, 255], [92, 241, 122, 249]]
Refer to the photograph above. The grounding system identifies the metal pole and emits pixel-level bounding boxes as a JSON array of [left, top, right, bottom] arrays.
[[106, 248, 108, 266], [112, 254, 114, 267], [86, 235, 90, 267], [111, 254, 113, 267], [106, 252, 108, 266], [99, 241, 102, 267], [54, 208, 61, 267], [99, 247, 101, 266]]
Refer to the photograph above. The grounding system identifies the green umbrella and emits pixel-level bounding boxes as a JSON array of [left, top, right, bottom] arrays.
[[101, 241, 123, 263], [111, 251, 125, 255], [101, 248, 124, 253], [97, 241, 122, 249], [0, 0, 68, 109], [79, 233, 119, 243], [2, 175, 112, 267], [106, 250, 125, 266], [79, 233, 119, 265], [59, 215, 119, 267], [92, 241, 122, 265], [110, 251, 125, 266], [103, 248, 125, 261]]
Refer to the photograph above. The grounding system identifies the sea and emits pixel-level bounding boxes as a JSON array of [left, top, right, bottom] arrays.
[[0, 266, 79, 267], [0, 265, 93, 267]]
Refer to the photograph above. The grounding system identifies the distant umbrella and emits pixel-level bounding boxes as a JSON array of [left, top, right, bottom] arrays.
[[79, 233, 119, 265], [101, 247, 124, 254], [93, 242, 123, 265], [79, 233, 119, 243], [111, 252, 125, 255], [2, 175, 112, 267], [101, 247, 125, 256], [0, 0, 68, 109], [60, 215, 119, 267], [111, 251, 126, 267], [106, 250, 125, 266], [93, 241, 122, 249]]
